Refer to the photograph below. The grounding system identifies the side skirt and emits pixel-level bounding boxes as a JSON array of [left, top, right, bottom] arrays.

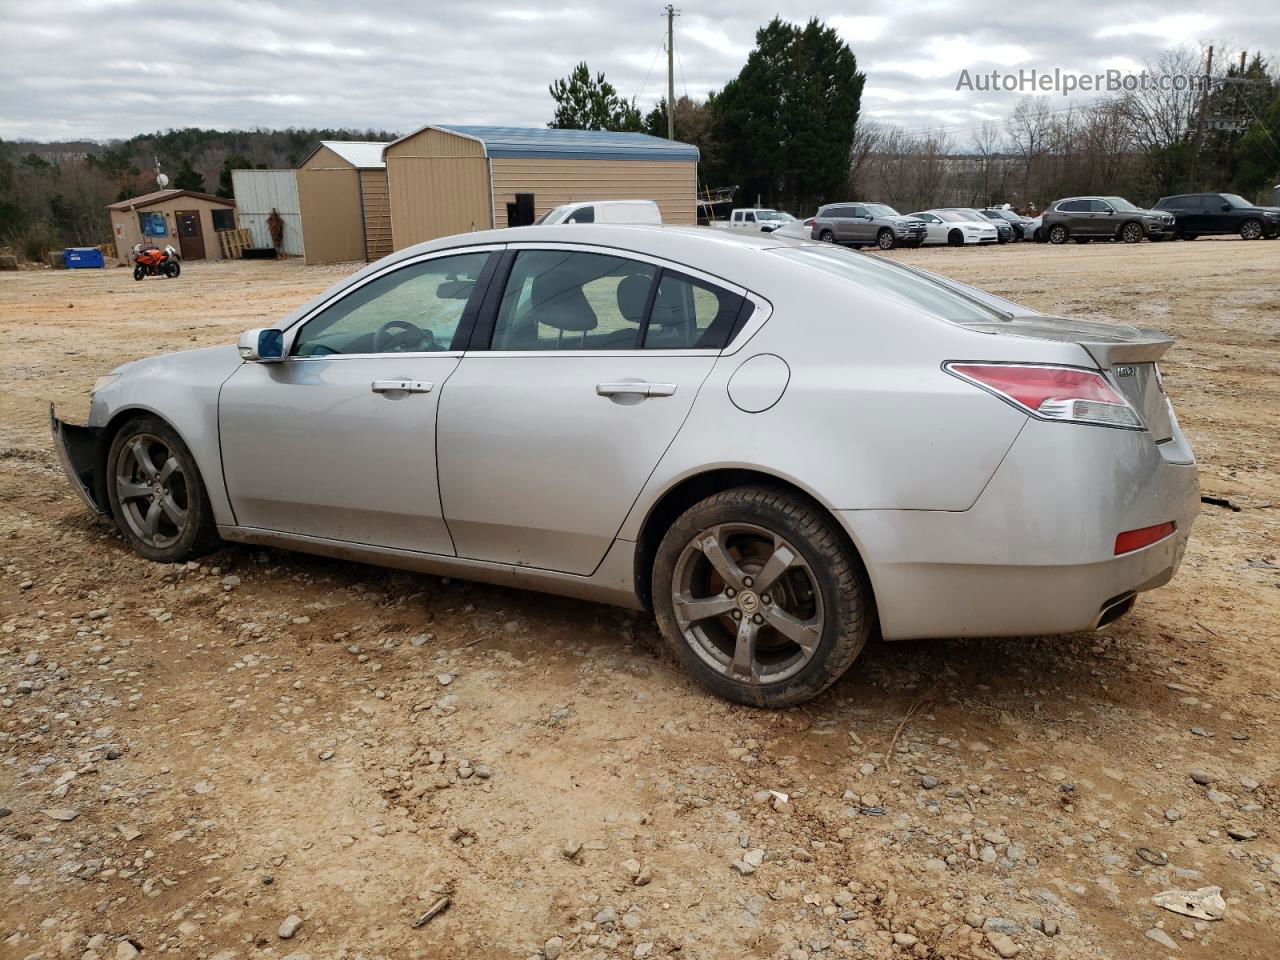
[[217, 525, 644, 611]]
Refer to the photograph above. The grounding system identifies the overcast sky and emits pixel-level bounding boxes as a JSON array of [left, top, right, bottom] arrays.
[[1, 0, 1276, 143]]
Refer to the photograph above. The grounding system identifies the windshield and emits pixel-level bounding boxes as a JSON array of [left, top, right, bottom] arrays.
[[948, 209, 985, 221], [770, 245, 1008, 323], [1104, 197, 1140, 212], [864, 203, 899, 218], [534, 205, 571, 225], [988, 209, 1017, 221], [937, 210, 970, 223], [754, 210, 781, 221], [775, 212, 797, 222], [1222, 194, 1252, 208]]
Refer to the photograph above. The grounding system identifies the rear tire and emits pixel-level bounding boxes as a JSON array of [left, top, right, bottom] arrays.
[[652, 486, 872, 708], [818, 229, 835, 243], [1048, 224, 1068, 244], [165, 260, 181, 278], [876, 229, 895, 250], [1240, 219, 1263, 240], [105, 416, 220, 563]]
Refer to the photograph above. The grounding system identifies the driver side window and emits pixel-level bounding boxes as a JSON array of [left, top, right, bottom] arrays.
[[292, 252, 490, 357]]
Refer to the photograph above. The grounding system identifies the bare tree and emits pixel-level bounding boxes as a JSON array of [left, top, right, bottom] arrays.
[[1006, 96, 1055, 204]]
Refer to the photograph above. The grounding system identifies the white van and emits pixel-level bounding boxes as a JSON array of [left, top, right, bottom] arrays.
[[534, 200, 662, 226]]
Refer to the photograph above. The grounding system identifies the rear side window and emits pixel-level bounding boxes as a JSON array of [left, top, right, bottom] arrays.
[[491, 250, 656, 350], [1056, 200, 1087, 212], [644, 272, 746, 349]]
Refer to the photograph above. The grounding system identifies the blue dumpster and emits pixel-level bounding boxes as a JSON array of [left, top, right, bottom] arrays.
[[65, 247, 105, 269]]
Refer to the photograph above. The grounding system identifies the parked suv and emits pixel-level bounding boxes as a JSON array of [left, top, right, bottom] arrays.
[[1041, 196, 1176, 244], [979, 207, 1034, 241], [1153, 193, 1280, 240], [812, 202, 926, 250]]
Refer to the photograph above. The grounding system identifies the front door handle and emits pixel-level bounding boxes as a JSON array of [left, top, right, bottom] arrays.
[[372, 379, 433, 394], [595, 381, 677, 398]]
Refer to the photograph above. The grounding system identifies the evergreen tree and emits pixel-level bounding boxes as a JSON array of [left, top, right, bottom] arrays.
[[711, 18, 865, 211], [173, 156, 205, 192], [549, 63, 644, 132]]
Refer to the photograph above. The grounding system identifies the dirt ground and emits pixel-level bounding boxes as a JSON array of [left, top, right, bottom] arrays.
[[1, 237, 1277, 960]]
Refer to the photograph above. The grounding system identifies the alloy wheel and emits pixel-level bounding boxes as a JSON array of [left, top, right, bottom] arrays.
[[818, 230, 835, 243], [1048, 225, 1067, 244], [671, 522, 824, 685], [1241, 220, 1262, 240], [1122, 223, 1142, 243], [114, 434, 189, 549], [877, 230, 894, 250]]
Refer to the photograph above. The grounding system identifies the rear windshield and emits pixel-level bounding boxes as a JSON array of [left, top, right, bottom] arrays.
[[770, 245, 1013, 323]]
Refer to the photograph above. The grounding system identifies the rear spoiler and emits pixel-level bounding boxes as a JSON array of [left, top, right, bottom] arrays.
[[1076, 333, 1175, 368]]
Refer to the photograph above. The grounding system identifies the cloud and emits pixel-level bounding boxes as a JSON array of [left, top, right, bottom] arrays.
[[1, 0, 1276, 142]]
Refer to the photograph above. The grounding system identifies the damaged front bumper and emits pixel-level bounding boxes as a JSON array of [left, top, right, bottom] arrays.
[[50, 404, 106, 516]]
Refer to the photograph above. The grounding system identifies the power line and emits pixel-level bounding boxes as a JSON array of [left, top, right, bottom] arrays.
[[634, 30, 666, 104]]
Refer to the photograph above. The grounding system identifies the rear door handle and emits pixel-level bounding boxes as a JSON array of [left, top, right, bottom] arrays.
[[595, 381, 677, 398], [372, 379, 433, 394]]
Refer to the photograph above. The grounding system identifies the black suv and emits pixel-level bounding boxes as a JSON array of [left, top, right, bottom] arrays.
[[1041, 196, 1176, 244], [1153, 193, 1280, 240], [979, 207, 1034, 241]]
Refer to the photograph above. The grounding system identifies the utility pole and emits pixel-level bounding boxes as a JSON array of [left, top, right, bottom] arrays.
[[665, 4, 679, 140], [1189, 44, 1213, 191]]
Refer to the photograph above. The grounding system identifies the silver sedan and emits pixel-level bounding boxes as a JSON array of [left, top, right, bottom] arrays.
[[52, 225, 1200, 707]]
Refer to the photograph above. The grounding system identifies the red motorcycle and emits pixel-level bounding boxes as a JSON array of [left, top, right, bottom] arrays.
[[132, 243, 181, 280]]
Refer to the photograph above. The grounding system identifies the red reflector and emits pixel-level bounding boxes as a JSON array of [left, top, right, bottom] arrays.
[[1115, 522, 1176, 555]]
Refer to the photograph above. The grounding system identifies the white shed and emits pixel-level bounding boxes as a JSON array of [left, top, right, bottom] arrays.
[[231, 170, 304, 257]]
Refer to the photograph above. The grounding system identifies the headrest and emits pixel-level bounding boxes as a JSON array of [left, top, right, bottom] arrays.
[[649, 279, 690, 327], [530, 268, 597, 332], [616, 274, 651, 324]]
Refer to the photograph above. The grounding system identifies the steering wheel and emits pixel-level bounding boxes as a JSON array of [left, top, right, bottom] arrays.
[[373, 318, 436, 353]]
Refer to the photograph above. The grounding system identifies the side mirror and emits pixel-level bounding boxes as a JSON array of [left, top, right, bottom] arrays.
[[1222, 203, 1232, 211], [238, 328, 285, 362]]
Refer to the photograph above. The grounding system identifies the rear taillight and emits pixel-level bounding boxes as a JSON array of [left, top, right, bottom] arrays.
[[945, 362, 1143, 429], [1115, 521, 1176, 555]]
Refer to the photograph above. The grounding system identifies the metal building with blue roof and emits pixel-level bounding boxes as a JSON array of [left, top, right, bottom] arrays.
[[383, 124, 699, 249]]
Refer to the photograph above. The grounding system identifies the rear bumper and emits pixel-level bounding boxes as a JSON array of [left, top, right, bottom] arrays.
[[845, 420, 1200, 640], [50, 405, 106, 515]]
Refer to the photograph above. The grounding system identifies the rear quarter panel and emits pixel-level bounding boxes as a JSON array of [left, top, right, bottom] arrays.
[[621, 260, 1098, 536]]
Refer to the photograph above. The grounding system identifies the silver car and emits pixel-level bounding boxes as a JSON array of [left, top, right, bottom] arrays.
[[52, 226, 1200, 707]]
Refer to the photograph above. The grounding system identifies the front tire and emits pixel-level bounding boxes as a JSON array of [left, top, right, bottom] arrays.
[[652, 486, 872, 708], [947, 229, 964, 247], [106, 416, 220, 563], [876, 229, 896, 250], [1240, 219, 1263, 240], [1121, 221, 1144, 243], [1181, 232, 1198, 240], [133, 264, 145, 281], [1048, 224, 1068, 244]]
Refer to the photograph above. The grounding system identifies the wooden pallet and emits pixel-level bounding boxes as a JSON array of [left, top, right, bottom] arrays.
[[218, 228, 254, 259]]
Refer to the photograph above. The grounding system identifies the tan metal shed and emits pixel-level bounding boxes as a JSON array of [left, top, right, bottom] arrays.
[[106, 189, 236, 263], [384, 125, 699, 250], [296, 141, 391, 265]]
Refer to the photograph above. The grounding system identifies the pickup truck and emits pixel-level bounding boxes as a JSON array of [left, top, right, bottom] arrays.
[[712, 208, 786, 232]]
